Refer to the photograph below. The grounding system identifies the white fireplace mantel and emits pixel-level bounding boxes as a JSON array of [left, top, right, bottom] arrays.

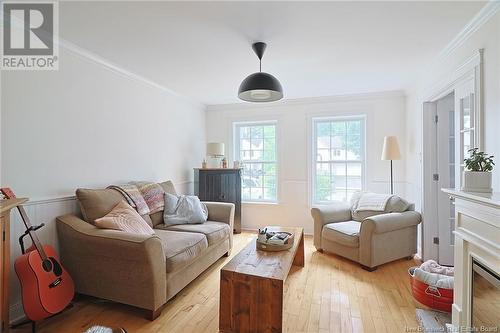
[[442, 188, 500, 330]]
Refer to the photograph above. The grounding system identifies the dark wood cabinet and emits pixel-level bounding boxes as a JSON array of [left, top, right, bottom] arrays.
[[194, 168, 241, 233]]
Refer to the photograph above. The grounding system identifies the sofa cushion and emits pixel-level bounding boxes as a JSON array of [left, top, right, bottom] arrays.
[[76, 188, 124, 224], [150, 211, 164, 227], [322, 221, 361, 248], [154, 229, 208, 273], [159, 181, 177, 196], [156, 221, 230, 246], [76, 188, 154, 227]]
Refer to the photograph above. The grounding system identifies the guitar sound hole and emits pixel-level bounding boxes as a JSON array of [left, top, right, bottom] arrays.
[[50, 257, 63, 276], [42, 259, 53, 272]]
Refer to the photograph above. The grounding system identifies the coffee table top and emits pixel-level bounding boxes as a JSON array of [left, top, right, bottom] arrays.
[[221, 226, 303, 281]]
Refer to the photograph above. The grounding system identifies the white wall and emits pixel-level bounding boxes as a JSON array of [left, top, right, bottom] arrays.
[[1, 45, 206, 320], [1, 48, 205, 199], [206, 92, 407, 234], [405, 8, 500, 259]]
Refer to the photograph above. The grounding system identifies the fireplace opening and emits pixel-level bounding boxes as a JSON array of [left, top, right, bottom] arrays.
[[472, 259, 500, 330]]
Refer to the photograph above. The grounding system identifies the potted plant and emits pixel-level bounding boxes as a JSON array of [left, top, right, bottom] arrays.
[[462, 148, 495, 193]]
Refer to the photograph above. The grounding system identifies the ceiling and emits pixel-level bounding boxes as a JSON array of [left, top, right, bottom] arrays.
[[60, 1, 486, 105]]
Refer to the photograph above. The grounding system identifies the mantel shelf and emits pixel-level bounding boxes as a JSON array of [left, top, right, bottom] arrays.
[[441, 188, 500, 209]]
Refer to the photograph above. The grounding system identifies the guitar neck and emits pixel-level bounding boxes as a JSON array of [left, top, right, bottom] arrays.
[[16, 205, 48, 261]]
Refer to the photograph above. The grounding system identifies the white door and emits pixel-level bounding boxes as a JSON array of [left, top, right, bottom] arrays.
[[436, 79, 476, 265], [436, 93, 456, 266]]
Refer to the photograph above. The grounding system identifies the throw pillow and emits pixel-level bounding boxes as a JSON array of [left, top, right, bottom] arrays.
[[163, 193, 208, 226], [94, 200, 155, 235]]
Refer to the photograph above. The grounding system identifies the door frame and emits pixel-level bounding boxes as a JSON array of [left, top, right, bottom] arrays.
[[421, 49, 483, 261]]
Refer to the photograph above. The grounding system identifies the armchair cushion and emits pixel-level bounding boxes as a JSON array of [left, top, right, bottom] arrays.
[[323, 221, 361, 247], [351, 193, 410, 222], [156, 221, 230, 246], [154, 230, 208, 273]]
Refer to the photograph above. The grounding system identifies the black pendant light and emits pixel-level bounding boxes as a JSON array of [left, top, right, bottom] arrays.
[[238, 42, 283, 102]]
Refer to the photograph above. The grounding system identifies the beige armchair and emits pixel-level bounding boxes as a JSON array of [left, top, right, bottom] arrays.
[[311, 200, 421, 271]]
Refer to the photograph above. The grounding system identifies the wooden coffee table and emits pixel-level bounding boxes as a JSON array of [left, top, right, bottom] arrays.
[[219, 226, 304, 333]]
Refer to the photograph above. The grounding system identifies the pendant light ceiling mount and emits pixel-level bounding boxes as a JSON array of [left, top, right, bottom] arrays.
[[238, 42, 283, 103]]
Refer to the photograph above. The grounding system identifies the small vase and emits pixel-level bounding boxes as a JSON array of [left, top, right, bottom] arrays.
[[461, 171, 492, 193]]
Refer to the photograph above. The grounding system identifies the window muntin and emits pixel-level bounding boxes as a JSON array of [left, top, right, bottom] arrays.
[[313, 117, 365, 203], [234, 122, 277, 202]]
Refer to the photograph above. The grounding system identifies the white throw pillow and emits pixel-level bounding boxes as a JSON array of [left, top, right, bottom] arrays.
[[163, 193, 208, 226]]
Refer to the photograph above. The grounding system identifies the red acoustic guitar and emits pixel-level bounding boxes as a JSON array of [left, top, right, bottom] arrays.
[[1, 188, 74, 322]]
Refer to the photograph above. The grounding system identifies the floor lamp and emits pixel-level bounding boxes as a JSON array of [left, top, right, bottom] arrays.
[[381, 136, 401, 195]]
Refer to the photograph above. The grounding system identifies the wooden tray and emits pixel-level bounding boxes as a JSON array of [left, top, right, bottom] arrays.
[[256, 232, 294, 252]]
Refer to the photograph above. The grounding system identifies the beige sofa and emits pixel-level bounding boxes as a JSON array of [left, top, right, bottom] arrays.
[[56, 181, 234, 320], [311, 196, 421, 271]]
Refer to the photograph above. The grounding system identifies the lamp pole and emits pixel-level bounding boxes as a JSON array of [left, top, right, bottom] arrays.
[[390, 160, 394, 194]]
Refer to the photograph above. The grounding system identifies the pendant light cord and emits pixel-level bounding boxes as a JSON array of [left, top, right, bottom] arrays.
[[259, 59, 262, 72]]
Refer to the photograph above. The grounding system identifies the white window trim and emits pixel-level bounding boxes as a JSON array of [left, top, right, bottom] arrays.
[[311, 115, 366, 205], [233, 120, 279, 203]]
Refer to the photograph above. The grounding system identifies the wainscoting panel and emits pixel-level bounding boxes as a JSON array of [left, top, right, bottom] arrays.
[[8, 196, 79, 322]]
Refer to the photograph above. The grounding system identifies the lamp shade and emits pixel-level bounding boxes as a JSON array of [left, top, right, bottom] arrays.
[[238, 72, 283, 102], [238, 42, 283, 103], [381, 136, 401, 160], [207, 143, 225, 157]]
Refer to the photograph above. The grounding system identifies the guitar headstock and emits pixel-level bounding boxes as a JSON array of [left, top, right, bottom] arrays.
[[0, 187, 16, 199]]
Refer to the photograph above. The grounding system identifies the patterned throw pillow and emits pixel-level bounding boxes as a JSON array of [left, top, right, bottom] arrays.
[[94, 200, 155, 235]]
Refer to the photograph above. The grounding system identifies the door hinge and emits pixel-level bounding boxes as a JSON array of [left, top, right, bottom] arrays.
[[434, 115, 439, 123], [433, 173, 439, 181], [433, 237, 440, 245]]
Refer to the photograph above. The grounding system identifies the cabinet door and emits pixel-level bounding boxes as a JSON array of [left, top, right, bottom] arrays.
[[220, 173, 237, 203], [198, 172, 222, 202]]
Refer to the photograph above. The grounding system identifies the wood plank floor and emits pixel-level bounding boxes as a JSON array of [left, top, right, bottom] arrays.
[[12, 232, 424, 333]]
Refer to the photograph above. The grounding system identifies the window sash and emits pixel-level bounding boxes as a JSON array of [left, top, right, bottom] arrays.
[[234, 122, 278, 202], [312, 117, 365, 203]]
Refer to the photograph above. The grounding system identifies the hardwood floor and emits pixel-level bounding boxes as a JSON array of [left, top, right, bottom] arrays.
[[12, 232, 424, 333]]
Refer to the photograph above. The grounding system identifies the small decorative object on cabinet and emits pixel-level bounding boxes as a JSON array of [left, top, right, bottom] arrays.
[[462, 148, 494, 193], [194, 168, 241, 233]]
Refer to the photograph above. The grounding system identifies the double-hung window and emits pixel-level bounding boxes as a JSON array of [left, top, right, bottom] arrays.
[[313, 116, 365, 203], [234, 121, 277, 202]]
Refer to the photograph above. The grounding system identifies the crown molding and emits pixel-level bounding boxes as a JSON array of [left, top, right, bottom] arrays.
[[206, 90, 406, 112], [436, 1, 500, 62], [56, 38, 205, 110]]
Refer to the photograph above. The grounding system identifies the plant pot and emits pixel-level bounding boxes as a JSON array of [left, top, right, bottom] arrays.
[[461, 171, 492, 193]]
